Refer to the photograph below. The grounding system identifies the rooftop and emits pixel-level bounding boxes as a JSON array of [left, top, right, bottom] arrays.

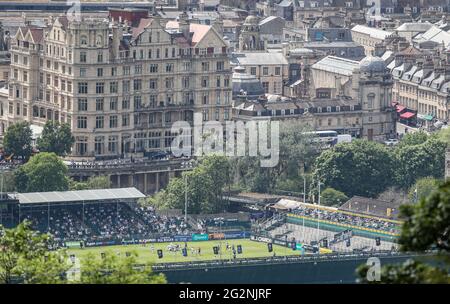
[[312, 55, 359, 76], [351, 25, 393, 40], [231, 52, 289, 66], [12, 187, 145, 205]]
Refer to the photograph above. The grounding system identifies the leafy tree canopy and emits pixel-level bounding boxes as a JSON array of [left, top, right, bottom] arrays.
[[37, 120, 74, 156], [320, 188, 348, 206], [14, 152, 69, 193], [3, 121, 33, 160], [79, 251, 166, 284], [0, 221, 69, 284], [357, 181, 450, 283], [314, 140, 394, 197], [393, 135, 446, 189], [152, 155, 231, 214], [408, 177, 440, 203]]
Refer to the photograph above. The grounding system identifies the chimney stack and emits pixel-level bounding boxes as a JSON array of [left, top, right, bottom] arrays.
[[179, 11, 191, 41]]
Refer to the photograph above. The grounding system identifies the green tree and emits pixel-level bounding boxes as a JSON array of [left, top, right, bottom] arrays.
[[68, 176, 111, 191], [68, 178, 89, 191], [394, 136, 446, 189], [153, 155, 231, 214], [408, 177, 440, 203], [396, 131, 429, 148], [15, 152, 69, 193], [230, 123, 319, 193], [86, 176, 111, 189], [357, 259, 449, 284], [436, 126, 450, 146], [357, 181, 450, 283], [0, 221, 69, 284], [3, 121, 33, 160], [399, 182, 450, 252], [79, 251, 166, 284], [314, 140, 394, 197], [0, 171, 16, 192], [36, 121, 74, 156], [164, 167, 216, 214], [321, 188, 348, 206]]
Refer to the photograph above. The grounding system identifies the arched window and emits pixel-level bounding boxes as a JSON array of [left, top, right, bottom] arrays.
[[80, 35, 87, 45]]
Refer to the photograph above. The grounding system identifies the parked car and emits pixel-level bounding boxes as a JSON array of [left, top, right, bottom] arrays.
[[384, 139, 399, 146]]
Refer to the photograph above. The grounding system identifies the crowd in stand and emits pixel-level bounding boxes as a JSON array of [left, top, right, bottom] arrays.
[[65, 158, 146, 169], [292, 206, 399, 233], [19, 202, 191, 243]]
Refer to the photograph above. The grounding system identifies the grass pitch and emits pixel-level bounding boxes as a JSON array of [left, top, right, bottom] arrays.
[[68, 239, 301, 264]]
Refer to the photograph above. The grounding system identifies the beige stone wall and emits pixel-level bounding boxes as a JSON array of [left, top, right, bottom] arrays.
[[4, 18, 233, 158]]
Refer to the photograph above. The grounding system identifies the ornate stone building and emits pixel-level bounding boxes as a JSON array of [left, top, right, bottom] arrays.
[[238, 13, 266, 52], [233, 54, 397, 141], [0, 21, 11, 83], [3, 13, 232, 158]]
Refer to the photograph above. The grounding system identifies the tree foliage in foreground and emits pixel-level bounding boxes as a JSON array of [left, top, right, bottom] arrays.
[[357, 259, 449, 284], [357, 182, 450, 283], [0, 222, 167, 284], [79, 251, 166, 284], [0, 221, 69, 284]]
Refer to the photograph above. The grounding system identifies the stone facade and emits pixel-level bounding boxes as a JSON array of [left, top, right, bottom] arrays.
[[3, 13, 233, 158]]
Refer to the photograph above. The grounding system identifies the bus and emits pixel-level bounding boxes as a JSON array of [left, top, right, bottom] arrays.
[[303, 130, 338, 145]]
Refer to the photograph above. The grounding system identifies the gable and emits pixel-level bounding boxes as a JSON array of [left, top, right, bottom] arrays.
[[194, 26, 226, 49]]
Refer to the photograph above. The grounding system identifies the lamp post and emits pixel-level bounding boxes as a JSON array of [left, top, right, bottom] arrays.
[[302, 175, 306, 203], [317, 179, 324, 240], [181, 159, 196, 223]]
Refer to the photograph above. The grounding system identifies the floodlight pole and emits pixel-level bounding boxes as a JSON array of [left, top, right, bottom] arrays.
[[303, 176, 306, 204], [317, 179, 322, 241], [184, 173, 188, 223]]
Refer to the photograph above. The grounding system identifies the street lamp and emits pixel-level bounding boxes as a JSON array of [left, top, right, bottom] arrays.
[[181, 159, 196, 223], [317, 179, 324, 240]]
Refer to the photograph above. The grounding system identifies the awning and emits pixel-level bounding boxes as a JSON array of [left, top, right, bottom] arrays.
[[400, 112, 416, 119], [272, 199, 304, 210], [396, 105, 406, 113], [290, 79, 303, 87], [417, 114, 434, 121]]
